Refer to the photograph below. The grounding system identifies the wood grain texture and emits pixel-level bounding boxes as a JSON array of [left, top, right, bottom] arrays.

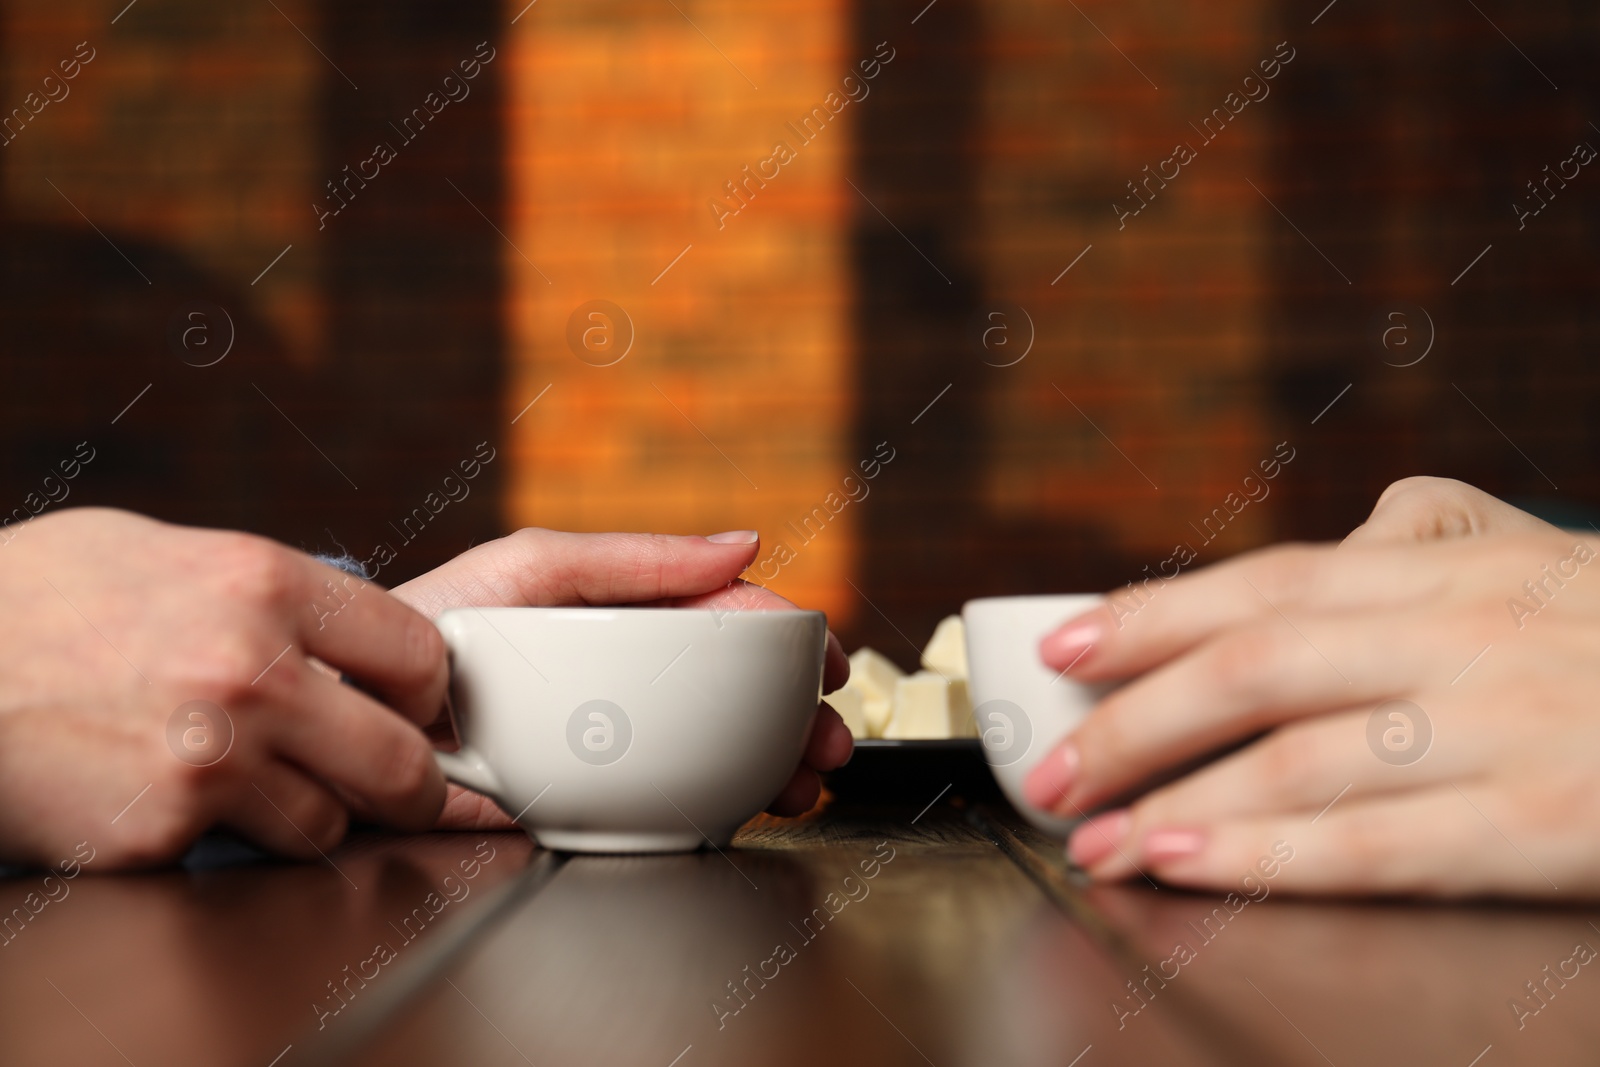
[[0, 832, 536, 1067], [8, 805, 1600, 1066], [344, 804, 1204, 1067]]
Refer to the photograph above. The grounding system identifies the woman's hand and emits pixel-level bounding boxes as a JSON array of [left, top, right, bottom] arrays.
[[1342, 475, 1558, 546], [1023, 523, 1600, 899], [391, 528, 852, 827], [0, 509, 449, 870]]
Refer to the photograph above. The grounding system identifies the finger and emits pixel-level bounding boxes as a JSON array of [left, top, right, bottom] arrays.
[[296, 557, 447, 727], [803, 703, 854, 771], [1123, 708, 1452, 828], [391, 528, 762, 616], [823, 631, 848, 694], [1030, 613, 1446, 812], [766, 766, 823, 816], [651, 575, 791, 612], [659, 580, 849, 692], [435, 783, 518, 830], [1343, 476, 1556, 546], [224, 759, 349, 860], [1079, 785, 1571, 899], [260, 660, 446, 831], [1037, 542, 1448, 680]]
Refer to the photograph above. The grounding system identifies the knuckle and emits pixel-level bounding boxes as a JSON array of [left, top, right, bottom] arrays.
[[113, 807, 203, 869], [507, 526, 553, 551], [162, 749, 229, 792], [310, 805, 350, 852], [611, 532, 667, 599], [378, 730, 440, 808], [1200, 626, 1284, 705], [1077, 697, 1134, 775], [506, 527, 582, 601], [1375, 475, 1455, 509], [1367, 476, 1502, 543], [291, 792, 349, 852], [500, 526, 555, 575], [249, 780, 349, 856], [1243, 543, 1321, 604], [173, 634, 276, 705], [213, 533, 302, 609], [1320, 810, 1397, 871], [152, 721, 237, 795], [1250, 727, 1319, 795], [1128, 785, 1180, 829], [1514, 774, 1589, 837]]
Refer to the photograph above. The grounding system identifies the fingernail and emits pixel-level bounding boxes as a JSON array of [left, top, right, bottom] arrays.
[[1039, 617, 1101, 670], [1067, 809, 1130, 868], [706, 530, 759, 544], [1022, 742, 1078, 811], [1143, 828, 1206, 861]]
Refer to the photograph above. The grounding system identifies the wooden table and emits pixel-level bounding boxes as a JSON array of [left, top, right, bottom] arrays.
[[4, 791, 1600, 1066]]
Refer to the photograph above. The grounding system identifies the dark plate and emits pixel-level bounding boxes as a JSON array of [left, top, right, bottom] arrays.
[[822, 738, 1000, 806]]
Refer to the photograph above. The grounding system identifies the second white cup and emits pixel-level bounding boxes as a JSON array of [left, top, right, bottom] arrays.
[[963, 594, 1109, 836]]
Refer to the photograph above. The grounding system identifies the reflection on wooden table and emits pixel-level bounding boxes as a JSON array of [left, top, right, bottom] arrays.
[[2, 799, 1599, 1066]]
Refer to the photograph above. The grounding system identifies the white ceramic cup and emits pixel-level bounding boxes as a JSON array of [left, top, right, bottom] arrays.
[[963, 594, 1108, 837], [433, 606, 826, 853]]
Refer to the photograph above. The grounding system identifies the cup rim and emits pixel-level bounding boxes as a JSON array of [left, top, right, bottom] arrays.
[[437, 605, 827, 624], [962, 593, 1103, 612]]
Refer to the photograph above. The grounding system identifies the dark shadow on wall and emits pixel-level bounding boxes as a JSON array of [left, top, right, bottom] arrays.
[[847, 0, 984, 659], [1263, 1, 1600, 540], [0, 219, 326, 542], [0, 0, 507, 582], [317, 0, 507, 580], [846, 0, 1141, 662]]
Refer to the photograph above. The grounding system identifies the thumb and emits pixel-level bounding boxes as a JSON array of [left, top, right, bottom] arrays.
[[395, 528, 761, 613]]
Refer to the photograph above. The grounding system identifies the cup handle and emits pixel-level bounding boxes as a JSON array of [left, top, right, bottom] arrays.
[[434, 748, 504, 804]]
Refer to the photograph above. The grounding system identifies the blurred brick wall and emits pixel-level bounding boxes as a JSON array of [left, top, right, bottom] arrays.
[[503, 0, 857, 622], [2, 0, 324, 364], [0, 0, 328, 538], [316, 1, 507, 575], [1262, 0, 1600, 538], [6, 0, 1600, 654], [975, 0, 1277, 555], [848, 0, 1286, 659], [0, 0, 505, 578]]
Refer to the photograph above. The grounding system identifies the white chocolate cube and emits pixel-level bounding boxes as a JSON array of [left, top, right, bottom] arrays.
[[826, 686, 869, 739], [862, 696, 893, 738], [920, 615, 969, 680], [848, 647, 905, 701], [846, 647, 905, 738], [884, 670, 968, 740], [947, 677, 976, 738]]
